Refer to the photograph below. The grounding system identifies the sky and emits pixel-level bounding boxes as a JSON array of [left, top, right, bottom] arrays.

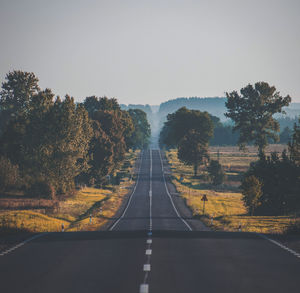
[[0, 0, 300, 105]]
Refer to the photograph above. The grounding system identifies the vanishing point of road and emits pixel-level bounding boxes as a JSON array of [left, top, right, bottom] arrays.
[[1, 150, 300, 293]]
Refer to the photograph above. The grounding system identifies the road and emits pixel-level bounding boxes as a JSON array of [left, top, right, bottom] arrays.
[[0, 149, 300, 293]]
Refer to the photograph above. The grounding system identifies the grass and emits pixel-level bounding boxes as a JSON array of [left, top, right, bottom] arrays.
[[0, 150, 139, 233], [166, 146, 297, 234], [0, 210, 69, 232]]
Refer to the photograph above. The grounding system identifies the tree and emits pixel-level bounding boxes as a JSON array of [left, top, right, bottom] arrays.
[[207, 160, 226, 185], [83, 96, 120, 115], [82, 120, 114, 184], [160, 107, 213, 148], [128, 109, 151, 149], [177, 130, 209, 176], [289, 119, 300, 166], [0, 70, 40, 113], [0, 156, 19, 192], [225, 82, 291, 155], [280, 126, 292, 144], [241, 175, 263, 216], [0, 70, 40, 134], [0, 92, 92, 194]]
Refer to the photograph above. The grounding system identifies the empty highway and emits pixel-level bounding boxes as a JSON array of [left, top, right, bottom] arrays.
[[0, 150, 300, 293]]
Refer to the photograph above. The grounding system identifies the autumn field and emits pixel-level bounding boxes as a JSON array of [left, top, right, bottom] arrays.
[[166, 145, 298, 234], [0, 150, 139, 233]]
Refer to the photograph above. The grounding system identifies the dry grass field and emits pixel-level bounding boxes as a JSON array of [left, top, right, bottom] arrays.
[[0, 150, 139, 233], [166, 145, 297, 234]]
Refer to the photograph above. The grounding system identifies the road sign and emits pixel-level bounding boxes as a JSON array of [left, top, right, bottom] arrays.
[[201, 194, 208, 214], [201, 194, 208, 201]]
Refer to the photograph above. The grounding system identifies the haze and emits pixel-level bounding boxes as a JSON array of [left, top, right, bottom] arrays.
[[0, 0, 299, 104]]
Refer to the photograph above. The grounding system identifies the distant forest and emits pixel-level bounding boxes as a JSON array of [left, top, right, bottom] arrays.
[[122, 97, 300, 146]]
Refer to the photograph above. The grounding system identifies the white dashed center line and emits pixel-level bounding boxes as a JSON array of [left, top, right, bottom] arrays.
[[143, 264, 151, 271]]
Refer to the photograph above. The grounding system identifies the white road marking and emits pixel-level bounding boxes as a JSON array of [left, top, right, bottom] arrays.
[[109, 151, 144, 230], [147, 239, 152, 244], [146, 249, 152, 255], [143, 264, 151, 271], [158, 149, 193, 231], [259, 233, 300, 259], [0, 233, 46, 257], [140, 284, 149, 293]]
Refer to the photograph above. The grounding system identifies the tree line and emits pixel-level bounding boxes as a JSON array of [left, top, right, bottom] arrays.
[[160, 81, 300, 215], [0, 70, 151, 198]]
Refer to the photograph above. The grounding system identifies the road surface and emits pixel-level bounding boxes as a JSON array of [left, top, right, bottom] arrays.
[[0, 149, 300, 293]]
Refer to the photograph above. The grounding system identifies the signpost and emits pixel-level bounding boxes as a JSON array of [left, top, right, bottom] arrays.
[[201, 194, 208, 214]]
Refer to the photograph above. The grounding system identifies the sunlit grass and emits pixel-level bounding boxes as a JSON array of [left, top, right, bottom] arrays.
[[166, 147, 296, 234], [0, 210, 69, 232], [0, 150, 139, 233]]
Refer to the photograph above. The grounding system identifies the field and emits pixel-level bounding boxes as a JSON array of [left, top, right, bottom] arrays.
[[0, 150, 139, 233], [166, 145, 297, 234]]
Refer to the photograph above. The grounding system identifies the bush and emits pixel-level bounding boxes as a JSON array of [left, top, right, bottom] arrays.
[[241, 175, 263, 215], [26, 180, 56, 199], [207, 160, 226, 185], [0, 156, 19, 192]]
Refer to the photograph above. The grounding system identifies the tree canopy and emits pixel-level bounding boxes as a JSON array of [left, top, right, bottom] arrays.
[[225, 82, 291, 154], [0, 70, 151, 197], [159, 107, 213, 176]]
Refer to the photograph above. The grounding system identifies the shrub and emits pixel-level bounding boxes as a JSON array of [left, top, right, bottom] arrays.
[[26, 180, 56, 199], [241, 175, 263, 216], [0, 156, 19, 192], [207, 160, 226, 185]]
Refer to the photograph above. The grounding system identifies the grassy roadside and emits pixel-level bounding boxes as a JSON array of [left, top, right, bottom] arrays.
[[0, 150, 139, 233], [166, 147, 298, 234]]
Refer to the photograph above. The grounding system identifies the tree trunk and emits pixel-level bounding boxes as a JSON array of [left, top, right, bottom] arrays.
[[193, 164, 198, 177]]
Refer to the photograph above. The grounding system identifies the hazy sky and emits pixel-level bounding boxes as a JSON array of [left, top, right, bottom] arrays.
[[0, 0, 299, 104]]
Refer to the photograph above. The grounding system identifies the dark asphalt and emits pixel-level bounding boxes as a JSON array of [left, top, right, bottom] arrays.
[[0, 149, 300, 293]]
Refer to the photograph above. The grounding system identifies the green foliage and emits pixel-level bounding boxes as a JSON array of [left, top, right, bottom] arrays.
[[82, 96, 142, 184], [241, 175, 263, 215], [0, 76, 92, 195], [128, 109, 151, 149], [207, 160, 226, 185], [225, 82, 291, 154], [243, 151, 300, 215], [81, 120, 114, 184], [0, 70, 139, 197], [26, 180, 55, 199], [0, 70, 40, 136], [0, 156, 19, 192], [0, 70, 40, 113], [160, 107, 213, 147], [83, 96, 120, 114], [177, 130, 209, 176], [160, 107, 213, 176], [289, 119, 300, 166], [280, 126, 292, 144]]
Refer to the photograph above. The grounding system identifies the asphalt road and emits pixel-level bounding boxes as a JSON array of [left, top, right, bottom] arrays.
[[0, 149, 300, 293]]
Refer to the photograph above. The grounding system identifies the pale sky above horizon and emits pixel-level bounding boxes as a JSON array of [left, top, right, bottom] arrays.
[[0, 0, 300, 105]]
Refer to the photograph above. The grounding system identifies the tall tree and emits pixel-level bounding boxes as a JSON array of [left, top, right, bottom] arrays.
[[225, 82, 291, 155], [241, 175, 263, 216], [207, 160, 226, 185], [177, 130, 209, 176], [128, 109, 151, 149], [160, 107, 213, 148], [289, 118, 300, 166], [0, 70, 40, 134]]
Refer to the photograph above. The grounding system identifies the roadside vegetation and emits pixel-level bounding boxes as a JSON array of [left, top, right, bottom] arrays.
[[0, 70, 148, 233], [0, 150, 139, 232], [167, 148, 298, 234], [161, 82, 300, 235]]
